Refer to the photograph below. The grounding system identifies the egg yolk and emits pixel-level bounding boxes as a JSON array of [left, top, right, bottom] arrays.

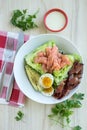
[[43, 87, 53, 93], [42, 77, 52, 88]]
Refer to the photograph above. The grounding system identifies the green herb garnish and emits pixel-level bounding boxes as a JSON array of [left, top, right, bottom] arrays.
[[11, 9, 39, 31], [48, 93, 84, 128], [15, 111, 24, 121], [73, 125, 82, 130]]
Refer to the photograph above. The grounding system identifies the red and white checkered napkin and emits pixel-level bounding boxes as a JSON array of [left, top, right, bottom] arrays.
[[0, 31, 30, 107]]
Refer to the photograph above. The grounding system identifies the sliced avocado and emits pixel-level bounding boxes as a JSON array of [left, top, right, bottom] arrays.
[[24, 40, 55, 74], [24, 65, 42, 92]]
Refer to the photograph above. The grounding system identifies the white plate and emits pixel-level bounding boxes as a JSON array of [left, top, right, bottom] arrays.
[[14, 34, 81, 104]]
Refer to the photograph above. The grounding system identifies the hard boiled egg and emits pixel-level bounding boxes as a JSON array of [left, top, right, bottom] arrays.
[[42, 87, 54, 96], [39, 73, 54, 89]]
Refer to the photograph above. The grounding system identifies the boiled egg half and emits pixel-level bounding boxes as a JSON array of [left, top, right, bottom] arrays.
[[42, 87, 54, 96], [39, 73, 54, 88], [39, 73, 54, 96]]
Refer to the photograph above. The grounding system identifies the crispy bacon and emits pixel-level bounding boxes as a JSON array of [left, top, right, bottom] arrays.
[[53, 61, 83, 99]]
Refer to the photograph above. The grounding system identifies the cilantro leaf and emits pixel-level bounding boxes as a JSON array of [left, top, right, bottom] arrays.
[[72, 93, 84, 100], [73, 125, 82, 130], [10, 9, 39, 31], [48, 93, 84, 127], [15, 111, 24, 121]]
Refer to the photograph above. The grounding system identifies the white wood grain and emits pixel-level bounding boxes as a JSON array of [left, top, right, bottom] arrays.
[[0, 0, 87, 130]]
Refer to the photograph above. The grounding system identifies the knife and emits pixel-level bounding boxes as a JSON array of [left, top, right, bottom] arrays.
[[5, 32, 24, 101]]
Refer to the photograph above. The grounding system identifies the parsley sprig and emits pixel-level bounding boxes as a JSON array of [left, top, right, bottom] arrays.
[[15, 111, 24, 121], [10, 9, 39, 31], [48, 93, 84, 129], [73, 125, 82, 130]]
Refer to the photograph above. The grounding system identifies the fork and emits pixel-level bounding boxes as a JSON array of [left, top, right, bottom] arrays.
[[0, 37, 14, 95], [5, 32, 24, 101]]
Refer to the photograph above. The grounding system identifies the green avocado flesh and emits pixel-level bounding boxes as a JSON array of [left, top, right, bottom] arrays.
[[24, 65, 42, 91]]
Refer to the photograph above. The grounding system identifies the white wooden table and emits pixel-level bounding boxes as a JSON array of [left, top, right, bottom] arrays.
[[0, 0, 87, 130]]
